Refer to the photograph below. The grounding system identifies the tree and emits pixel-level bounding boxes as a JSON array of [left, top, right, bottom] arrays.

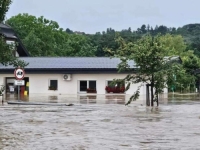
[[159, 34, 186, 56], [110, 34, 185, 106], [180, 51, 200, 92], [65, 28, 73, 34], [157, 25, 168, 35], [6, 13, 97, 57], [0, 0, 27, 67], [6, 14, 61, 56], [140, 24, 146, 34], [64, 34, 97, 56], [0, 0, 12, 22], [182, 51, 200, 73], [0, 0, 13, 65]]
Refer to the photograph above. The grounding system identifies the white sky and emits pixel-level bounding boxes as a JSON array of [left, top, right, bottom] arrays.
[[6, 0, 200, 34]]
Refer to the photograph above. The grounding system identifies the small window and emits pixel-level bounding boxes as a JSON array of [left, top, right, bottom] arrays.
[[80, 81, 87, 91], [79, 80, 96, 92], [49, 80, 58, 90], [106, 80, 125, 93], [89, 81, 96, 90]]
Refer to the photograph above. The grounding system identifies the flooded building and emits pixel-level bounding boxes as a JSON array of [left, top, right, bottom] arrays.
[[0, 57, 148, 95], [0, 23, 166, 97]]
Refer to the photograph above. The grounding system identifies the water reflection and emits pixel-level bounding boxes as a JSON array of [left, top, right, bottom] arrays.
[[4, 94, 128, 105], [1, 93, 200, 149], [3, 93, 200, 105], [48, 96, 58, 100]]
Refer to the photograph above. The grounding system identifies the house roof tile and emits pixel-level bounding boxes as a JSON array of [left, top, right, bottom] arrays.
[[0, 57, 136, 69]]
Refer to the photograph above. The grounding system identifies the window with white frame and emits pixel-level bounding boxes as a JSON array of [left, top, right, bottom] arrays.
[[79, 80, 96, 92], [105, 80, 125, 93], [49, 79, 58, 90], [6, 40, 17, 57], [107, 80, 125, 87]]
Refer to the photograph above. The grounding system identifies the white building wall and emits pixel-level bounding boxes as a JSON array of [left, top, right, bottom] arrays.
[[0, 73, 147, 95]]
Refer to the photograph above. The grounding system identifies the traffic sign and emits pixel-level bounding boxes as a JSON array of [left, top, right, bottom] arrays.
[[14, 80, 25, 86], [14, 68, 25, 80]]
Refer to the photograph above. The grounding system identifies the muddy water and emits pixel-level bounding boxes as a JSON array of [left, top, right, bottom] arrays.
[[0, 93, 200, 149]]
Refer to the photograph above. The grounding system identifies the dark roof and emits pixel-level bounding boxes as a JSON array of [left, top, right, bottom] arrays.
[[0, 23, 11, 29], [0, 23, 30, 57], [0, 57, 135, 69], [0, 56, 182, 69], [0, 56, 182, 74]]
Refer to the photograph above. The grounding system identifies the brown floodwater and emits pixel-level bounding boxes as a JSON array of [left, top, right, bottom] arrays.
[[0, 93, 200, 150]]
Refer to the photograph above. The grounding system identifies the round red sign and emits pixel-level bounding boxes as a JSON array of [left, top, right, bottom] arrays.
[[14, 68, 25, 80]]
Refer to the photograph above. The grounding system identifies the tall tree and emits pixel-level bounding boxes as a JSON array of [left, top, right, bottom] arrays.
[[0, 0, 12, 22], [140, 24, 146, 34], [109, 34, 189, 106], [6, 13, 97, 57]]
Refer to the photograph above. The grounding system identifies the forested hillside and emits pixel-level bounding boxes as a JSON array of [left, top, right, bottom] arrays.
[[5, 13, 200, 57]]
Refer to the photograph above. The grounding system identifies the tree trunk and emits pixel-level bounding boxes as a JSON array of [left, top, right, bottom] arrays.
[[156, 93, 159, 106], [151, 84, 154, 106], [199, 79, 200, 93], [146, 84, 150, 106], [151, 75, 154, 107]]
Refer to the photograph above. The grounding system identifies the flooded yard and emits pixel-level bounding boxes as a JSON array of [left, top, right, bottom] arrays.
[[0, 93, 200, 149]]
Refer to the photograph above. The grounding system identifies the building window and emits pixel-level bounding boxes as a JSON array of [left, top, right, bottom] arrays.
[[79, 80, 96, 93], [105, 80, 125, 93], [49, 80, 58, 90], [6, 40, 16, 57], [80, 81, 87, 91], [89, 81, 96, 90]]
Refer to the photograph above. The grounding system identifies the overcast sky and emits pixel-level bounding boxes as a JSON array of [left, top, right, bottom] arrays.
[[6, 0, 200, 34]]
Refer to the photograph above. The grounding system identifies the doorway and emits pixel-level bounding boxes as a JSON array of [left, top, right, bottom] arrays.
[[5, 77, 29, 95]]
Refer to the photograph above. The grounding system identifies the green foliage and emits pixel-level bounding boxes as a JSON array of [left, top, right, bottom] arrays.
[[0, 36, 15, 65], [167, 64, 196, 92], [11, 59, 29, 69], [125, 85, 142, 106], [159, 34, 186, 56], [87, 24, 200, 59], [0, 85, 5, 95], [6, 13, 97, 57], [0, 0, 12, 22], [0, 34, 28, 67], [66, 34, 97, 56], [182, 51, 200, 73], [110, 34, 189, 105], [0, 0, 14, 66]]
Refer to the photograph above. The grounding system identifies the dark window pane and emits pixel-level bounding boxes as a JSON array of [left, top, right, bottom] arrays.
[[89, 81, 96, 90], [50, 80, 58, 89], [80, 81, 87, 91]]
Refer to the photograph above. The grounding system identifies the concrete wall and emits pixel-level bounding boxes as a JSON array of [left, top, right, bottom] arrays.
[[0, 73, 148, 95]]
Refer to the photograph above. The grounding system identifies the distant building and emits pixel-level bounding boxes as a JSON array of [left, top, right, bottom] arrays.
[[0, 23, 30, 57], [74, 31, 85, 35]]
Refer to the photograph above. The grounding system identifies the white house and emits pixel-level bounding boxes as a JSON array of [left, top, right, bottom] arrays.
[[0, 23, 170, 102], [0, 57, 147, 96]]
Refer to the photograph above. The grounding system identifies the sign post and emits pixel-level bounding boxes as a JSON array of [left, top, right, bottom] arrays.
[[14, 67, 25, 101]]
